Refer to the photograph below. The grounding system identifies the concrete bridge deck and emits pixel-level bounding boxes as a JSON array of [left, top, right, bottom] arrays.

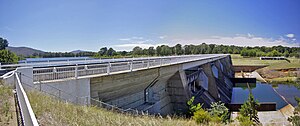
[[6, 54, 228, 83]]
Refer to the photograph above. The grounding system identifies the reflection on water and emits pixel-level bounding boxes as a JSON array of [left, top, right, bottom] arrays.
[[231, 82, 290, 110], [273, 84, 300, 107]]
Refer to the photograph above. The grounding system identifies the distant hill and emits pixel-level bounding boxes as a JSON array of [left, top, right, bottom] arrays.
[[6, 46, 45, 57], [71, 50, 87, 54]]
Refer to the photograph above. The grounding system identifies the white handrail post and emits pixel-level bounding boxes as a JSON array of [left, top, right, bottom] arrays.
[[160, 58, 162, 66], [147, 58, 150, 68], [53, 67, 57, 73], [107, 62, 111, 75], [130, 61, 133, 71], [75, 64, 78, 79]]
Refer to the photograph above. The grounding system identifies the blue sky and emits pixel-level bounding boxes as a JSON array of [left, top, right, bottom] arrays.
[[0, 0, 299, 51]]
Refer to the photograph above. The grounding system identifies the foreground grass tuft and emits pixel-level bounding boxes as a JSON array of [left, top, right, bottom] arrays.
[[0, 83, 16, 126], [28, 91, 205, 126]]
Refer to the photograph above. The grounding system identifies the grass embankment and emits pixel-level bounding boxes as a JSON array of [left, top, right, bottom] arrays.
[[231, 54, 300, 84], [28, 91, 204, 126], [0, 83, 16, 126]]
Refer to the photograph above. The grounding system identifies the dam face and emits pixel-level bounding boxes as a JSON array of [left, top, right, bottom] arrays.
[[90, 55, 234, 115], [7, 54, 234, 115]]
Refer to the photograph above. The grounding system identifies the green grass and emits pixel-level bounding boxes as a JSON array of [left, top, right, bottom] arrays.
[[231, 54, 300, 84], [231, 54, 300, 69], [28, 91, 210, 126]]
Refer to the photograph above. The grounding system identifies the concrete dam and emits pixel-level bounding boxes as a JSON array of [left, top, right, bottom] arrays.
[[4, 54, 234, 115]]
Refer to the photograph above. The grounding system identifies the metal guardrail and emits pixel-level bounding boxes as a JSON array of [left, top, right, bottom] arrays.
[[32, 54, 228, 82], [15, 72, 39, 126]]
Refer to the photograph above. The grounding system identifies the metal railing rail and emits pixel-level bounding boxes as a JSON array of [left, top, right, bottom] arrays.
[[32, 54, 228, 82], [15, 72, 39, 126]]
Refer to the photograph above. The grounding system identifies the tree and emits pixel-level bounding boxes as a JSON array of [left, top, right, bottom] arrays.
[[160, 45, 172, 56], [148, 47, 155, 56], [106, 48, 116, 56], [209, 101, 229, 123], [283, 50, 289, 57], [0, 37, 9, 50], [238, 93, 260, 124], [156, 46, 162, 56], [266, 50, 282, 57], [98, 47, 108, 56], [0, 50, 18, 63], [132, 46, 143, 56], [184, 45, 193, 55], [174, 44, 183, 55]]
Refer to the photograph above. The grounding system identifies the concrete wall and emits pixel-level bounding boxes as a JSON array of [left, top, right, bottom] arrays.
[[90, 55, 234, 115], [12, 55, 233, 115], [35, 78, 90, 105], [90, 68, 160, 108]]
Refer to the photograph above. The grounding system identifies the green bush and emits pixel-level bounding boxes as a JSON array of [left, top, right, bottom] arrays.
[[187, 96, 202, 116], [238, 93, 260, 125], [209, 101, 229, 123], [192, 109, 211, 124], [0, 49, 18, 63], [237, 115, 253, 126], [288, 97, 300, 125]]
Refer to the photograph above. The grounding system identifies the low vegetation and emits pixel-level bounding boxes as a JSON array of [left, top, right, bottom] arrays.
[[187, 96, 230, 125], [0, 82, 16, 126], [237, 93, 260, 125], [28, 91, 199, 126], [231, 54, 300, 85], [288, 97, 300, 125]]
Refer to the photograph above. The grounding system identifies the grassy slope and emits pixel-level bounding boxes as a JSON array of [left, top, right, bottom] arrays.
[[231, 54, 300, 84], [0, 84, 16, 126], [231, 54, 300, 69], [28, 91, 205, 126]]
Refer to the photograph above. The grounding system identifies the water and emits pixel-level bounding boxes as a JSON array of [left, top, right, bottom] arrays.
[[274, 84, 300, 107], [231, 82, 293, 110]]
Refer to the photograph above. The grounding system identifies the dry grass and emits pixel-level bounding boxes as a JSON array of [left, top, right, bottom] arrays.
[[0, 83, 16, 126], [28, 91, 227, 126]]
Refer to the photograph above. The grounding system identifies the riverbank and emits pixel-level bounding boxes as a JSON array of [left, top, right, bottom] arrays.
[[231, 54, 300, 85]]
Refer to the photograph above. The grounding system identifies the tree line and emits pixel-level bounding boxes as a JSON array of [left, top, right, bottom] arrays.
[[1, 36, 299, 64], [95, 43, 299, 58], [39, 43, 298, 58]]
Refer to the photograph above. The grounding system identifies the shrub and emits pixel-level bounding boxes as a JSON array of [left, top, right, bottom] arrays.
[[192, 109, 211, 124], [288, 97, 300, 125], [187, 96, 202, 116], [239, 94, 259, 122], [237, 115, 253, 126], [209, 101, 229, 123]]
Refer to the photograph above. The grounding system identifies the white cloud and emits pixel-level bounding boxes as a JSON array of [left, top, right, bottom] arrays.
[[159, 35, 166, 39], [115, 34, 299, 51], [119, 38, 131, 41], [119, 36, 144, 41], [113, 43, 167, 51], [286, 34, 295, 38], [132, 36, 143, 40], [115, 36, 168, 51], [247, 33, 254, 38], [170, 34, 299, 47]]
